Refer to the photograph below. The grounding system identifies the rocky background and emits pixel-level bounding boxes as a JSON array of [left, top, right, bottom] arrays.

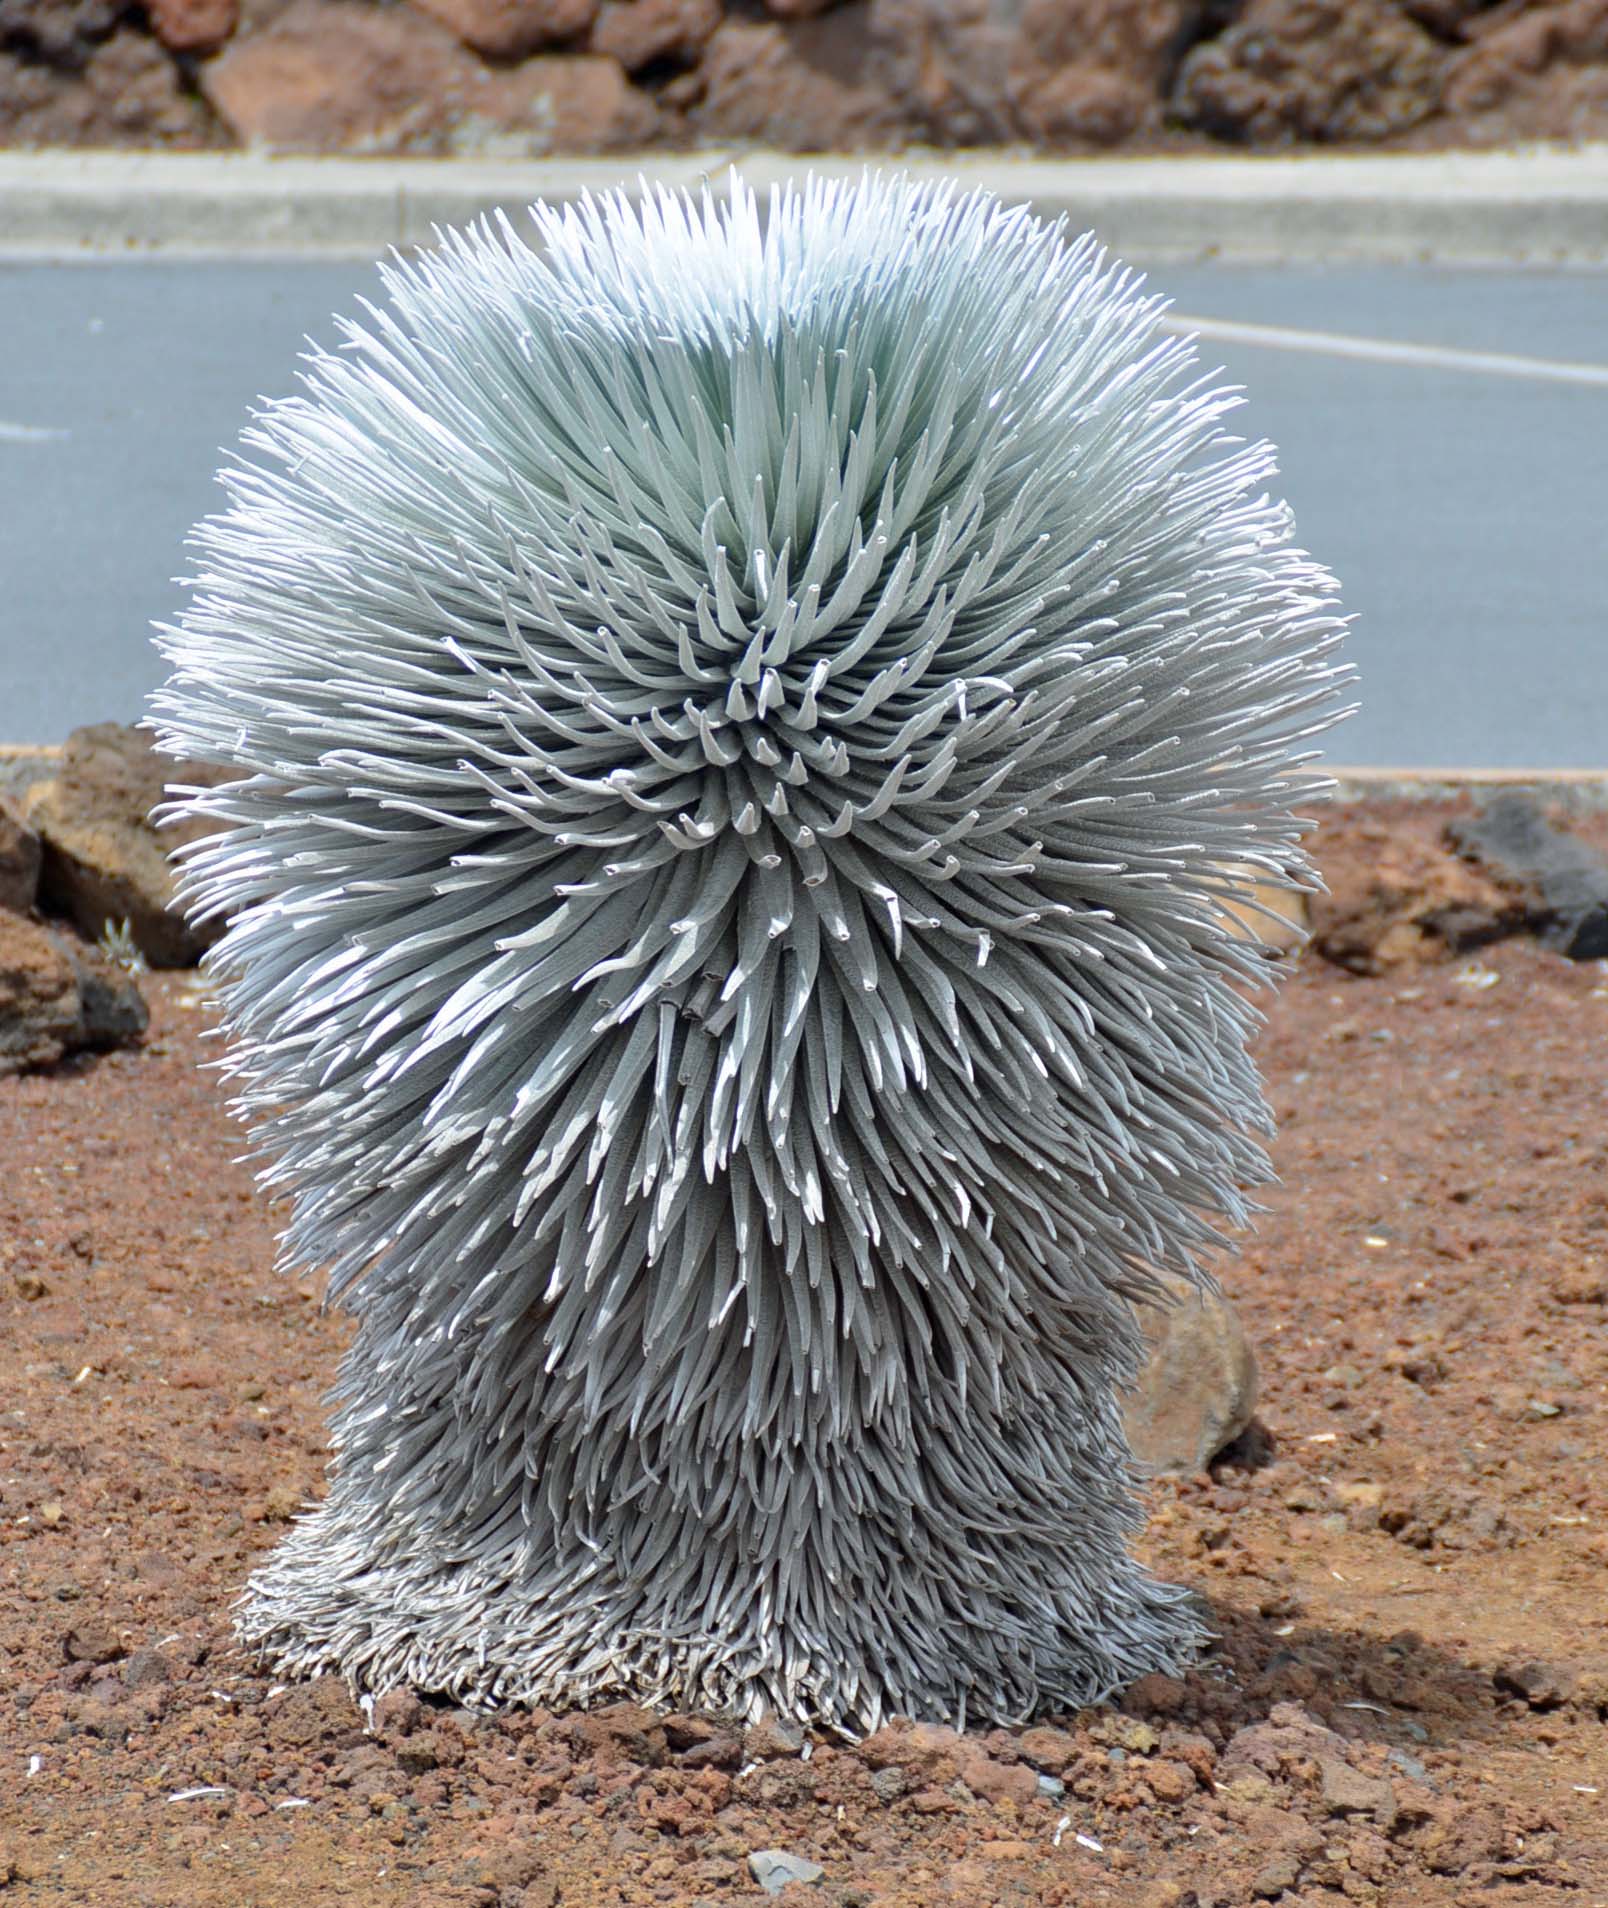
[[1, 0, 1605, 158]]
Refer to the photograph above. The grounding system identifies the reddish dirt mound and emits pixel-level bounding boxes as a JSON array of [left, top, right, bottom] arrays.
[[1, 798, 1606, 1905]]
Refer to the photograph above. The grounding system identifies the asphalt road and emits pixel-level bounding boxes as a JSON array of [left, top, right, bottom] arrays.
[[4, 257, 1605, 766]]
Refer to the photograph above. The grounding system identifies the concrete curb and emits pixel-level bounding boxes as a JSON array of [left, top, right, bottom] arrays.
[[3, 146, 1608, 262], [1332, 768, 1608, 807]]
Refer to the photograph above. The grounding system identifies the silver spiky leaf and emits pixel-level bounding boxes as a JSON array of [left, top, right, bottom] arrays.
[[152, 172, 1349, 1734]]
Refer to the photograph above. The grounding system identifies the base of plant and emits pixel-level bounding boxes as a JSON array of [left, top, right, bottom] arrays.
[[235, 1381, 1207, 1735]]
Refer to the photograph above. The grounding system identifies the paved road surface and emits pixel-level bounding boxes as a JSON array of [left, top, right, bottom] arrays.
[[3, 258, 1604, 766]]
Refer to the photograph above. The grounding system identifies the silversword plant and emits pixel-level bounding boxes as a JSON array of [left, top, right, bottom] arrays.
[[153, 173, 1348, 1732]]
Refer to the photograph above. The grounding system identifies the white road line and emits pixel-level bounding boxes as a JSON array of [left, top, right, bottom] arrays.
[[1166, 312, 1608, 390], [0, 419, 68, 442]]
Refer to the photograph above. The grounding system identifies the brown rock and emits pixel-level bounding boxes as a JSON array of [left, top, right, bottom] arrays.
[[1251, 1851, 1302, 1898], [1145, 1757, 1197, 1803], [592, 0, 719, 69], [1125, 1274, 1257, 1474], [457, 54, 659, 155], [858, 1718, 966, 1780], [0, 24, 220, 148], [1015, 1724, 1077, 1773], [263, 1677, 367, 1749], [870, 0, 1017, 140], [26, 722, 232, 968], [1444, 0, 1608, 140], [1311, 830, 1523, 974], [0, 915, 147, 1075], [66, 933, 150, 1053], [1417, 1801, 1503, 1874], [62, 1619, 124, 1665], [1009, 0, 1196, 141], [953, 1747, 1039, 1806], [1123, 1671, 1190, 1716], [743, 1715, 806, 1761], [0, 0, 122, 66], [554, 1701, 668, 1764], [1010, 61, 1154, 143], [1494, 1658, 1575, 1710], [407, 0, 596, 59], [122, 1648, 177, 1689], [202, 0, 472, 149], [0, 796, 42, 915], [1550, 1260, 1607, 1305], [146, 0, 239, 52], [872, 0, 1198, 144], [1220, 1703, 1344, 1781], [692, 12, 905, 148], [206, 1, 655, 154], [1172, 0, 1448, 144], [1318, 1754, 1393, 1819]]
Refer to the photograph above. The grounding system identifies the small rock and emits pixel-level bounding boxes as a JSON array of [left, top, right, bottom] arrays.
[[1251, 1851, 1302, 1898], [869, 1766, 906, 1802], [146, 0, 237, 51], [953, 1749, 1039, 1807], [1035, 1772, 1065, 1799], [1173, 0, 1445, 143], [204, 0, 656, 154], [0, 794, 42, 913], [1550, 1262, 1607, 1306], [691, 15, 906, 148], [1125, 1275, 1258, 1474], [1318, 1754, 1392, 1819], [1449, 793, 1608, 960], [13, 1272, 48, 1300], [554, 1701, 667, 1764], [122, 1648, 176, 1689], [1123, 1672, 1189, 1717], [372, 1688, 424, 1734], [62, 1619, 124, 1665], [1494, 1660, 1574, 1710], [872, 0, 1189, 144], [591, 0, 719, 70], [1093, 1714, 1159, 1756], [1311, 827, 1524, 974], [1145, 1758, 1196, 1804], [743, 1714, 806, 1761], [748, 1848, 825, 1893], [1016, 1724, 1077, 1772], [0, 912, 81, 1073], [409, 0, 597, 58], [1419, 1802, 1504, 1875], [25, 722, 232, 968]]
